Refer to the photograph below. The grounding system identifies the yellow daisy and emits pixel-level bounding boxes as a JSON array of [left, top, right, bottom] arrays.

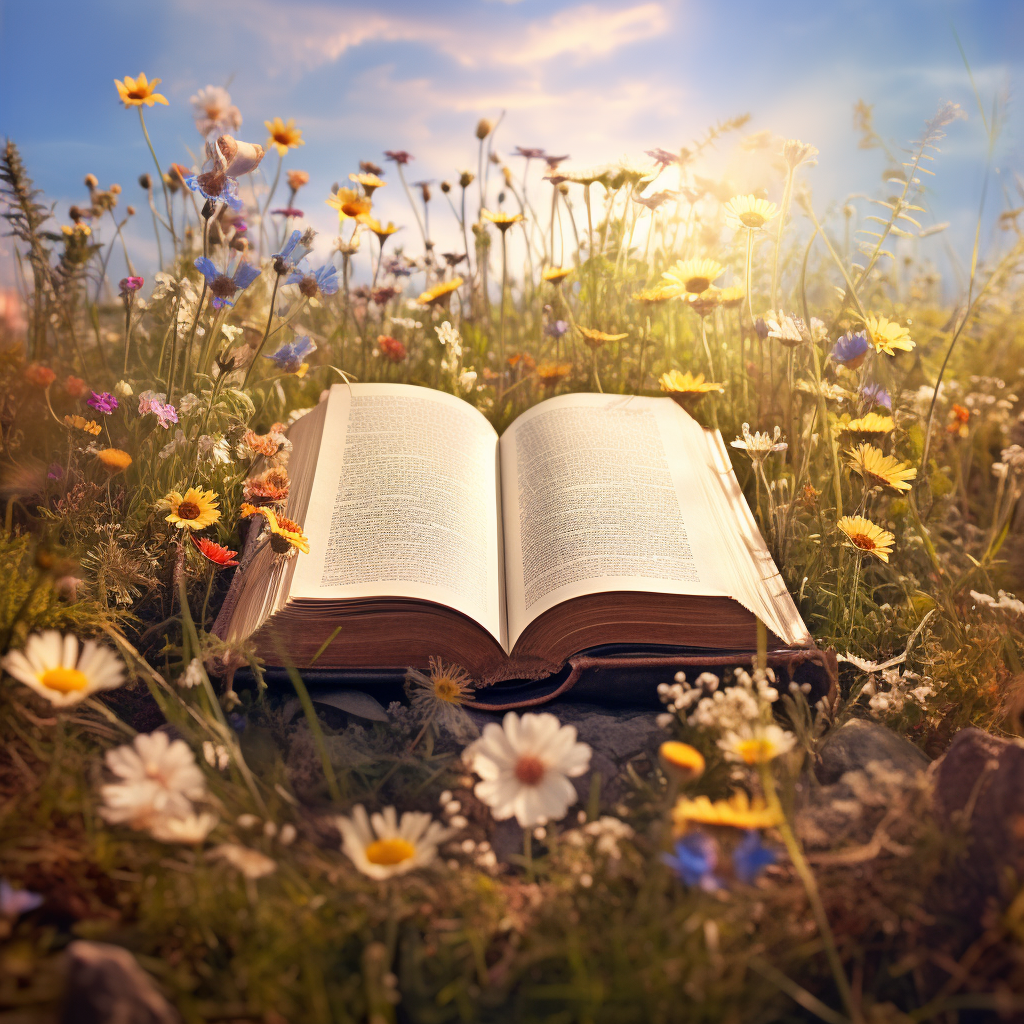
[[240, 503, 310, 556], [357, 214, 400, 242], [541, 266, 572, 283], [326, 188, 371, 220], [264, 118, 304, 157], [482, 209, 524, 232], [846, 443, 917, 493], [836, 515, 895, 562], [64, 415, 102, 436], [416, 278, 463, 306], [165, 488, 221, 531], [723, 194, 779, 230], [114, 73, 168, 108], [349, 172, 385, 196], [662, 257, 724, 295], [840, 412, 895, 438], [634, 283, 683, 304], [718, 285, 745, 309], [671, 791, 782, 834], [536, 362, 573, 389], [95, 449, 132, 474], [658, 741, 705, 783], [659, 369, 725, 409], [864, 314, 914, 356], [577, 326, 628, 350]]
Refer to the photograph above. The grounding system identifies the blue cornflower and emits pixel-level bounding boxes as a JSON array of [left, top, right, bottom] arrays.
[[265, 335, 317, 374], [662, 832, 722, 891], [273, 228, 315, 272], [545, 319, 569, 339], [860, 383, 892, 410], [830, 331, 870, 368], [286, 263, 339, 298], [184, 172, 244, 212], [732, 830, 777, 884], [194, 256, 261, 309], [0, 879, 43, 918]]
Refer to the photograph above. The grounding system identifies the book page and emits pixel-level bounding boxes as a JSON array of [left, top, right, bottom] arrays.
[[288, 383, 506, 648], [499, 393, 734, 649]]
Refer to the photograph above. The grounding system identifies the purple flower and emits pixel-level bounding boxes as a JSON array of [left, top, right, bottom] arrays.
[[87, 391, 118, 415], [384, 150, 413, 165], [47, 463, 64, 481], [662, 832, 722, 891], [1, 879, 43, 918], [266, 335, 317, 374], [545, 319, 569, 339], [646, 148, 680, 169], [137, 390, 179, 429], [514, 146, 546, 160], [830, 331, 870, 368], [860, 383, 892, 410], [194, 256, 262, 309], [119, 276, 144, 296], [272, 229, 315, 273], [732, 830, 776, 884]]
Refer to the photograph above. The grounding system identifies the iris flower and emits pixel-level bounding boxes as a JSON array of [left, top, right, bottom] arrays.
[[194, 257, 261, 309]]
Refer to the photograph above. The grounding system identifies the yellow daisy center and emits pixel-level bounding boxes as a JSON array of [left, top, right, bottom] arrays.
[[433, 676, 462, 702], [685, 276, 711, 294], [38, 667, 88, 693], [735, 738, 776, 765], [365, 838, 416, 866], [739, 211, 767, 228]]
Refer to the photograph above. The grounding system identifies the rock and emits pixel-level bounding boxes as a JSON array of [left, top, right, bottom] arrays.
[[62, 941, 180, 1024], [815, 718, 930, 784]]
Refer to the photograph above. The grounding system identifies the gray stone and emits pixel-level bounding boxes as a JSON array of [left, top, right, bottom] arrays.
[[815, 718, 930, 784], [62, 941, 180, 1024]]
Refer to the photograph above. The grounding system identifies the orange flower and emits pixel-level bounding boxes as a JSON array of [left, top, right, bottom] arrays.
[[287, 169, 310, 191], [95, 449, 132, 474], [192, 535, 239, 567], [577, 326, 628, 350], [24, 363, 56, 388], [264, 118, 304, 156], [947, 404, 970, 438], [242, 467, 290, 506], [114, 73, 169, 108]]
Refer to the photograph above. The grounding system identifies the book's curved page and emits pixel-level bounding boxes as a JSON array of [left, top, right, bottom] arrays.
[[499, 393, 735, 650], [286, 384, 506, 648]]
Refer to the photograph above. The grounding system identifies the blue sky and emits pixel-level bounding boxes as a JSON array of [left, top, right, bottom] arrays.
[[1, 0, 1021, 286]]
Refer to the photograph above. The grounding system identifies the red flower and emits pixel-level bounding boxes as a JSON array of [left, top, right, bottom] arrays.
[[64, 375, 88, 399], [192, 535, 239, 567], [377, 334, 407, 362], [24, 363, 56, 388]]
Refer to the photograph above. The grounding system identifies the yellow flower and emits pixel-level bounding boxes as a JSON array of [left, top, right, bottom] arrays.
[[114, 73, 169, 108], [165, 488, 221, 531], [416, 278, 463, 306], [718, 285, 745, 308], [865, 314, 914, 356], [659, 370, 725, 409], [95, 449, 132, 474], [846, 443, 917, 493], [482, 209, 524, 232], [634, 283, 683, 304], [536, 362, 573, 388], [405, 656, 477, 736], [357, 214, 400, 242], [718, 724, 796, 765], [64, 415, 102, 436], [837, 515, 895, 562], [349, 172, 385, 196], [264, 118, 304, 157], [686, 287, 722, 317], [658, 741, 705, 783], [240, 503, 310, 556], [541, 266, 572, 283], [723, 194, 779, 230], [671, 791, 782, 834], [662, 257, 724, 295], [840, 412, 895, 437], [326, 188, 372, 220], [577, 325, 628, 350]]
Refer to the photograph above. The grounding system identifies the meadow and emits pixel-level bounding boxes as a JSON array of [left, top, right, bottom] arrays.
[[1, 73, 1023, 1022]]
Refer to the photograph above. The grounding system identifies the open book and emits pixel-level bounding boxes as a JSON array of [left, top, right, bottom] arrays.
[[221, 384, 813, 687]]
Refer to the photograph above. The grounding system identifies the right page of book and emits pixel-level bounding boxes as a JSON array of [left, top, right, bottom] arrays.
[[499, 392, 808, 650]]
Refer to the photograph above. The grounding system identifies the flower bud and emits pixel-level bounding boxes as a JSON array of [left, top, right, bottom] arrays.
[[84, 174, 98, 189], [459, 170, 475, 189], [110, 183, 122, 195], [658, 741, 705, 784], [138, 172, 152, 190], [475, 118, 494, 140]]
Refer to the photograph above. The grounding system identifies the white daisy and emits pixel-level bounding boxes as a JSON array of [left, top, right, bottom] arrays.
[[463, 712, 592, 828], [335, 805, 452, 880], [149, 811, 219, 845], [2, 630, 125, 708], [99, 731, 207, 830], [718, 723, 797, 765]]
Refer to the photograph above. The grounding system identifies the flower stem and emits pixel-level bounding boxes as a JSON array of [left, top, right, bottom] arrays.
[[241, 272, 281, 390], [770, 165, 795, 311], [138, 108, 177, 254]]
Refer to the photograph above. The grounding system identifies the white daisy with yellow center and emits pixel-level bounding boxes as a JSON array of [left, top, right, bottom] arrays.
[[336, 805, 453, 880], [2, 630, 125, 708], [718, 724, 797, 765]]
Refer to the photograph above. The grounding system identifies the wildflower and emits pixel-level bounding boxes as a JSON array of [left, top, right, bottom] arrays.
[[326, 187, 372, 220], [718, 285, 744, 309], [178, 658, 204, 689], [286, 263, 339, 298], [95, 449, 132, 474], [63, 415, 101, 436], [272, 206, 304, 219], [2, 630, 125, 708], [646, 147, 680, 168], [150, 811, 219, 845], [764, 309, 813, 347], [119, 276, 144, 296], [194, 257, 261, 309], [0, 880, 43, 919], [671, 791, 782, 834], [405, 657, 476, 737], [840, 412, 894, 437], [113, 380, 133, 399], [659, 370, 724, 409], [947, 404, 970, 437], [865, 314, 914, 356], [24, 363, 56, 388], [536, 362, 572, 389], [634, 283, 683, 304], [377, 335, 407, 362], [273, 228, 316, 273], [87, 391, 118, 415], [416, 278, 463, 307], [795, 378, 848, 403], [663, 832, 721, 890], [482, 209, 524, 233], [837, 515, 895, 562], [732, 830, 777, 883], [357, 215, 401, 246], [114, 73, 168, 108], [190, 85, 242, 136], [198, 434, 233, 465], [577, 326, 628, 350], [718, 724, 797, 765], [165, 487, 221, 531], [239, 503, 309, 556], [264, 117, 304, 156], [384, 150, 413, 165], [544, 319, 569, 339], [238, 428, 291, 465], [99, 732, 206, 829], [830, 331, 870, 368], [335, 805, 451, 881], [349, 171, 385, 196], [209, 843, 277, 879], [846, 444, 917, 493], [658, 741, 706, 782], [137, 390, 178, 428], [662, 258, 724, 295], [730, 423, 787, 463], [724, 194, 778, 230], [203, 741, 230, 770], [287, 169, 309, 191], [242, 466, 290, 506], [63, 375, 87, 399], [542, 266, 572, 283], [265, 336, 317, 376], [970, 590, 1024, 616], [463, 711, 592, 828], [192, 535, 239, 567], [783, 139, 819, 169], [860, 383, 892, 410]]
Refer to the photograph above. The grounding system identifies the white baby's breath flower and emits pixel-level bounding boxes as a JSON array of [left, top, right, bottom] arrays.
[[178, 657, 204, 689], [335, 805, 452, 880], [2, 631, 125, 708], [203, 740, 230, 771]]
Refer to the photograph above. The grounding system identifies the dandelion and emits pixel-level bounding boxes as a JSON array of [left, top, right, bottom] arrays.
[[662, 258, 724, 295], [335, 805, 452, 880], [95, 449, 132, 474], [718, 724, 797, 765], [837, 515, 895, 562], [659, 370, 724, 409], [264, 118, 304, 156], [416, 278, 463, 307], [724, 194, 778, 230], [846, 444, 917, 493], [194, 257, 261, 309], [209, 843, 277, 879], [658, 741, 706, 783], [192, 535, 239, 567], [671, 791, 782, 834], [405, 657, 476, 740], [165, 488, 221, 531], [87, 391, 118, 415], [63, 415, 101, 436], [114, 73, 168, 108], [865, 314, 914, 356], [830, 331, 870, 368], [463, 711, 592, 828], [265, 336, 317, 376], [239, 503, 309, 556], [2, 631, 125, 708]]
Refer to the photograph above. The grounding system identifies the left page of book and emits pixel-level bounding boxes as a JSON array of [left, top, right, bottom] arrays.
[[286, 383, 507, 649]]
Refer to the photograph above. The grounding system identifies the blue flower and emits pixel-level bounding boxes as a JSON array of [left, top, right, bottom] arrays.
[[0, 879, 43, 918], [286, 263, 339, 298], [545, 319, 569, 339], [194, 256, 262, 309], [265, 335, 317, 374], [273, 229, 314, 271], [184, 173, 244, 212], [860, 383, 892, 410], [662, 832, 722, 890], [830, 331, 870, 368], [732, 830, 776, 884]]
